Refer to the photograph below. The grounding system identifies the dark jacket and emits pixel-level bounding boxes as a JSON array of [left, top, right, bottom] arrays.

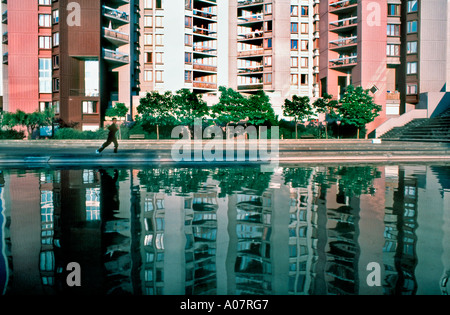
[[108, 123, 119, 139]]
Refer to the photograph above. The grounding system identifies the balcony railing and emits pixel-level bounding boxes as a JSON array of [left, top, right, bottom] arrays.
[[2, 31, 7, 44], [329, 36, 357, 49], [193, 26, 217, 37], [193, 81, 217, 89], [329, 56, 357, 67], [193, 45, 217, 55], [102, 6, 129, 23], [329, 16, 357, 29], [103, 48, 129, 63], [237, 48, 264, 57], [193, 63, 217, 72], [238, 65, 263, 73], [386, 91, 400, 100], [2, 52, 7, 64], [330, 0, 358, 10], [237, 30, 264, 39], [238, 13, 264, 23], [237, 0, 264, 7], [103, 27, 129, 43], [193, 9, 217, 20]]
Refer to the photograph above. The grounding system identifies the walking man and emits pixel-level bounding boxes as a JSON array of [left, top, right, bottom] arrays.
[[96, 118, 119, 154]]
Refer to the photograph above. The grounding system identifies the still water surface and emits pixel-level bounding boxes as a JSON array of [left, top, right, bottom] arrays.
[[0, 163, 449, 295]]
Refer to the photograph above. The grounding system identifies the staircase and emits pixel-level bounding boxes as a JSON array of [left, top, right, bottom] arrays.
[[381, 108, 450, 142]]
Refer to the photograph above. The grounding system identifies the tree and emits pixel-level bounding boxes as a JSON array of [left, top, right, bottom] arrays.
[[313, 93, 339, 139], [136, 91, 176, 140], [1, 108, 54, 139], [336, 85, 382, 139], [282, 95, 313, 139], [106, 102, 128, 119], [247, 90, 277, 126], [211, 86, 248, 126], [173, 89, 209, 130]]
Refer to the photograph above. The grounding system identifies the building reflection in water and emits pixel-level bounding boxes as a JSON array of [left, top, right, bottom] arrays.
[[0, 164, 448, 295]]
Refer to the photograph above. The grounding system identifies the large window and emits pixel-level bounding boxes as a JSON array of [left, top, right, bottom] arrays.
[[39, 58, 52, 93], [386, 44, 400, 56], [387, 24, 400, 36], [407, 41, 418, 54], [407, 0, 418, 13], [39, 36, 52, 49], [407, 21, 418, 33], [39, 14, 51, 27], [388, 4, 400, 16], [85, 60, 99, 97], [407, 62, 417, 75], [82, 101, 97, 114]]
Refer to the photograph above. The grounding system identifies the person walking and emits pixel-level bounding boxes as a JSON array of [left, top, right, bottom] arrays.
[[96, 118, 119, 154]]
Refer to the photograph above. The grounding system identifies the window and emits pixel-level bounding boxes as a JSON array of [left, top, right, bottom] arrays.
[[53, 101, 60, 114], [185, 34, 193, 46], [185, 52, 192, 64], [407, 62, 417, 74], [291, 74, 298, 85], [155, 52, 163, 64], [144, 16, 152, 27], [185, 16, 192, 28], [155, 70, 163, 82], [301, 23, 308, 34], [184, 70, 192, 82], [407, 41, 418, 54], [144, 34, 153, 45], [39, 58, 52, 93], [145, 52, 153, 63], [39, 14, 51, 27], [82, 101, 97, 114], [53, 32, 59, 47], [407, 84, 417, 94], [301, 74, 308, 85], [291, 56, 298, 67], [387, 24, 400, 36], [52, 9, 59, 24], [264, 38, 272, 49], [39, 36, 52, 49], [407, 0, 418, 13], [155, 16, 163, 27], [407, 20, 418, 33], [301, 40, 308, 51], [155, 34, 163, 45], [144, 0, 153, 9], [264, 73, 272, 84], [85, 60, 99, 97], [301, 6, 308, 16], [52, 55, 60, 69], [155, 0, 162, 9], [52, 78, 60, 92], [386, 44, 400, 56], [301, 57, 308, 68], [144, 70, 153, 82], [291, 22, 298, 33], [291, 5, 298, 16], [264, 56, 272, 66], [40, 101, 52, 112], [388, 4, 400, 16], [265, 4, 272, 14], [291, 39, 298, 50], [39, 0, 51, 5]]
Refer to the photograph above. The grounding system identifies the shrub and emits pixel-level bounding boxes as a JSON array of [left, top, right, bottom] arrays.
[[54, 128, 108, 140], [0, 129, 25, 140]]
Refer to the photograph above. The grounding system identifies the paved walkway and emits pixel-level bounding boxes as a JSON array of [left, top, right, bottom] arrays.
[[0, 139, 449, 166]]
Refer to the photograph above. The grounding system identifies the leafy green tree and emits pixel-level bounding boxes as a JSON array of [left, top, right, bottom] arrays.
[[313, 93, 339, 139], [136, 91, 176, 140], [1, 108, 54, 139], [282, 95, 313, 139], [106, 102, 129, 119], [247, 90, 277, 126], [173, 88, 209, 129], [336, 85, 382, 139], [211, 86, 248, 126]]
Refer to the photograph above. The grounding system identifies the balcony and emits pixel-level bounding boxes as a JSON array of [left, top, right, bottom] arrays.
[[193, 9, 217, 21], [2, 52, 7, 64], [329, 36, 357, 51], [237, 48, 264, 57], [103, 27, 129, 46], [193, 45, 217, 56], [237, 30, 264, 40], [193, 26, 217, 38], [2, 31, 6, 44], [329, 0, 358, 14], [108, 0, 130, 5], [237, 0, 264, 7], [238, 13, 264, 23], [102, 6, 129, 25], [193, 81, 217, 90], [193, 63, 217, 72], [238, 65, 264, 74], [2, 10, 6, 24], [238, 83, 264, 91], [386, 91, 400, 101], [329, 16, 357, 31], [103, 48, 129, 65], [329, 56, 357, 69]]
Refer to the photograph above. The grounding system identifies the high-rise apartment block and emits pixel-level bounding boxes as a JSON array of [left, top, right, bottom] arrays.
[[1, 0, 449, 136]]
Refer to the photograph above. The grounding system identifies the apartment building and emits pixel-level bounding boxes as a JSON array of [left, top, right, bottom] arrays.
[[319, 0, 450, 137]]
